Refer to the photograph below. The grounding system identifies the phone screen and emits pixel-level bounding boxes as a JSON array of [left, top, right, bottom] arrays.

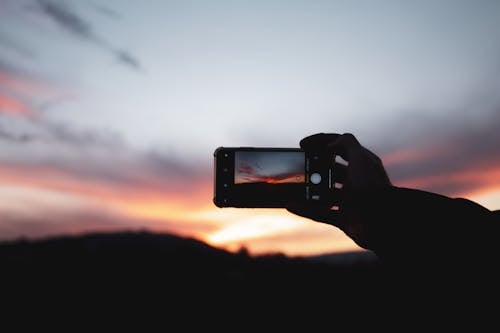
[[214, 147, 322, 208], [234, 151, 305, 184]]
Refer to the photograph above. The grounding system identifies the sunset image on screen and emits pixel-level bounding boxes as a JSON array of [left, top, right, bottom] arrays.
[[235, 151, 305, 184]]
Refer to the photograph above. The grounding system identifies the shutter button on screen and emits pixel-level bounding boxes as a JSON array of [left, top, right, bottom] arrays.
[[310, 173, 321, 184]]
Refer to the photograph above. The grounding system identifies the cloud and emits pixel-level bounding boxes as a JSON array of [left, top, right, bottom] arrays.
[[41, 120, 125, 147], [0, 61, 93, 144], [37, 0, 97, 41], [0, 122, 35, 142], [0, 61, 206, 202], [0, 70, 39, 117], [0, 60, 69, 118], [0, 92, 36, 116], [0, 118, 209, 201], [90, 2, 121, 19], [35, 0, 141, 70], [113, 49, 141, 70], [378, 103, 500, 197], [0, 61, 52, 95], [0, 33, 36, 59]]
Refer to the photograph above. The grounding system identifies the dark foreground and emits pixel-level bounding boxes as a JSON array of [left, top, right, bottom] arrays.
[[0, 230, 382, 290], [0, 231, 497, 326]]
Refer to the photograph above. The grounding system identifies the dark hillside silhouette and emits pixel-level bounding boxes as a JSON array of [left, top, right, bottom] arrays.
[[0, 231, 386, 301], [0, 230, 402, 325], [0, 230, 381, 281], [1, 230, 492, 324]]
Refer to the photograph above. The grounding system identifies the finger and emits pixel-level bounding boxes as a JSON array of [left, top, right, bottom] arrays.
[[299, 133, 340, 151], [326, 133, 362, 162], [332, 162, 348, 186]]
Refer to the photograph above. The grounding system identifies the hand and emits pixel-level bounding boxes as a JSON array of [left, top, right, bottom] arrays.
[[287, 133, 392, 250]]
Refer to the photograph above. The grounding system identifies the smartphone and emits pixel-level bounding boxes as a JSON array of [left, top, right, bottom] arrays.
[[213, 146, 336, 208]]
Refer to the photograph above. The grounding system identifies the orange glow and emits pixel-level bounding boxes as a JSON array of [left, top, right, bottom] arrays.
[[203, 209, 361, 256], [114, 200, 346, 254], [106, 198, 349, 255], [0, 162, 209, 207], [0, 156, 498, 256], [469, 188, 500, 211], [206, 209, 304, 243], [122, 201, 195, 221]]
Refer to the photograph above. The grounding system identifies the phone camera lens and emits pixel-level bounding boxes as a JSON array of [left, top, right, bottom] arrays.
[[310, 173, 322, 184]]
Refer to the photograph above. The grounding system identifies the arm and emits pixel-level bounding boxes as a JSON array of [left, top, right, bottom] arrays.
[[350, 186, 498, 265]]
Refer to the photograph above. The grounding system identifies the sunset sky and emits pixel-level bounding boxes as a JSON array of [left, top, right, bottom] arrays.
[[1, 0, 499, 257], [234, 151, 304, 183]]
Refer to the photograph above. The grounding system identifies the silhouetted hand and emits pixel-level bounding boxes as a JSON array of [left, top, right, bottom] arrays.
[[287, 132, 500, 269], [287, 132, 392, 250]]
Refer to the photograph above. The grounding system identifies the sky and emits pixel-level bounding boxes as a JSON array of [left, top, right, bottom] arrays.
[[0, 0, 499, 257], [234, 151, 304, 183]]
